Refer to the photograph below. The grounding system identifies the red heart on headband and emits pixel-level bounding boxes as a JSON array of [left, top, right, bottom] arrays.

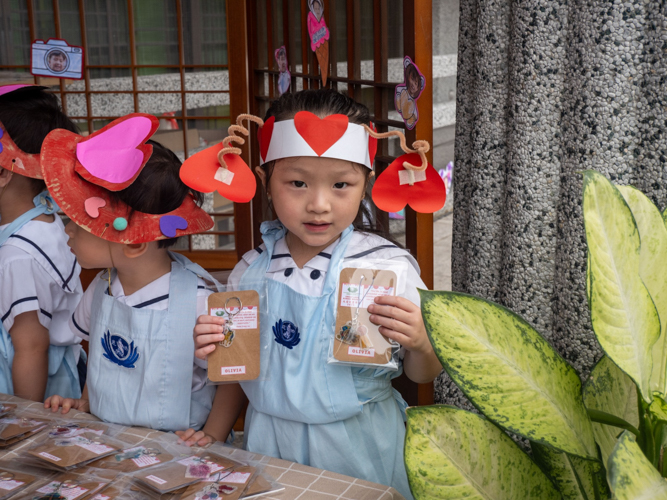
[[294, 111, 349, 156], [372, 153, 446, 213], [180, 144, 256, 203], [259, 116, 275, 161], [368, 122, 378, 166]]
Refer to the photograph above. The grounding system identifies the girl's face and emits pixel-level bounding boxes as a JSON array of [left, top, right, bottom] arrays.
[[408, 72, 420, 97], [312, 1, 323, 19], [65, 221, 118, 269], [264, 156, 366, 251]]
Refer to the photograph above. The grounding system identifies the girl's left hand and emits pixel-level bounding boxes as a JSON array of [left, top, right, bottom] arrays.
[[367, 296, 432, 354], [175, 428, 216, 447]]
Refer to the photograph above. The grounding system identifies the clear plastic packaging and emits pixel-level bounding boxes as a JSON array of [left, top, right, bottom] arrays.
[[328, 258, 409, 370], [205, 280, 268, 383], [12, 469, 115, 500]]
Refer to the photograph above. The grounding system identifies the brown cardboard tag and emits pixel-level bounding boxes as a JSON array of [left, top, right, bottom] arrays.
[[134, 454, 238, 494], [25, 477, 104, 500], [0, 469, 36, 499], [333, 267, 398, 365], [89, 443, 173, 473], [0, 417, 45, 441], [0, 423, 48, 449], [180, 466, 256, 500], [207, 291, 261, 382], [0, 405, 17, 418], [27, 432, 119, 469]]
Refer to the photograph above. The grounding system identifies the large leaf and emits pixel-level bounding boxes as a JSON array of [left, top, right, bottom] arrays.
[[420, 290, 597, 459], [404, 405, 560, 500], [532, 442, 610, 500], [607, 431, 667, 499], [583, 170, 660, 403], [618, 185, 667, 396], [583, 355, 638, 466]]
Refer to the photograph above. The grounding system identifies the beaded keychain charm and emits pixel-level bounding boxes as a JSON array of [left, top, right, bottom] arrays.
[[219, 296, 242, 348], [337, 274, 375, 348]]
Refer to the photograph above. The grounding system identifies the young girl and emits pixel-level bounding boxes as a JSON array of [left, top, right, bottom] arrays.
[[0, 85, 84, 402], [188, 90, 442, 499], [42, 114, 244, 437]]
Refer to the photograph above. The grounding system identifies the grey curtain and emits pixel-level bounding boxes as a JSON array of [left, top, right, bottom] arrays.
[[436, 0, 667, 406]]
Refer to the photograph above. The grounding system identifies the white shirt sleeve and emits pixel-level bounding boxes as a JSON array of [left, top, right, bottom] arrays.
[[0, 255, 55, 332], [69, 273, 100, 340]]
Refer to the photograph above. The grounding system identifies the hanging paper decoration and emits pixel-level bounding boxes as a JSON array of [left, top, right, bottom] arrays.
[[31, 39, 83, 80], [394, 56, 426, 130], [307, 0, 330, 85], [275, 46, 291, 96]]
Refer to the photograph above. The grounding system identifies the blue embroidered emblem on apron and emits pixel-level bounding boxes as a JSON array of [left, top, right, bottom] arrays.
[[101, 331, 139, 368], [272, 319, 300, 349]]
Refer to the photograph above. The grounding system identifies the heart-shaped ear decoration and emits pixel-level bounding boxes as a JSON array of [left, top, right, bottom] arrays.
[[180, 143, 256, 203], [258, 116, 275, 162], [372, 153, 446, 213]]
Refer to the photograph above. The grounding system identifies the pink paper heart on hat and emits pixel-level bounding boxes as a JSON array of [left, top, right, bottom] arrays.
[[76, 115, 157, 189], [84, 197, 106, 218]]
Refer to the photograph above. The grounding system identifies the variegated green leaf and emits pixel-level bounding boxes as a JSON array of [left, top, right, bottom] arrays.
[[607, 431, 667, 499], [618, 185, 667, 397], [531, 442, 610, 500], [420, 290, 597, 459], [583, 170, 659, 403], [583, 355, 638, 466], [404, 406, 560, 500]]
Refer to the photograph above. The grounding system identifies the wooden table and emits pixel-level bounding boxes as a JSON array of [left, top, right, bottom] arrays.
[[0, 395, 404, 500]]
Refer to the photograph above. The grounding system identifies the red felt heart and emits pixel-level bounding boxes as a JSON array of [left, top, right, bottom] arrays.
[[180, 144, 256, 203], [368, 122, 378, 166], [371, 153, 446, 213], [293, 111, 349, 156], [259, 116, 275, 162]]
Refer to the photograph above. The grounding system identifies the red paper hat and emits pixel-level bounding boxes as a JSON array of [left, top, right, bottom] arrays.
[[41, 113, 214, 244], [0, 84, 48, 179]]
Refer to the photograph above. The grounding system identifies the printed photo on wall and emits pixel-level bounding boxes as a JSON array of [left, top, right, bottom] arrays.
[[31, 39, 84, 79], [275, 46, 291, 96], [307, 0, 330, 85], [394, 56, 425, 130]]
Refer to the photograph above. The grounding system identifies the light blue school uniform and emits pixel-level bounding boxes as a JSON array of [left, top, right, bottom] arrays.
[[86, 252, 216, 431], [0, 192, 81, 400], [240, 221, 413, 500]]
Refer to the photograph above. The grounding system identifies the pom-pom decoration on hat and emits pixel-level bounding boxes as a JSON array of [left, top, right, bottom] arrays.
[[41, 113, 213, 244], [0, 84, 48, 179]]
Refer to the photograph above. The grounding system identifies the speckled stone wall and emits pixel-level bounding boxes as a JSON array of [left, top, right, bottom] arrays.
[[436, 0, 667, 408]]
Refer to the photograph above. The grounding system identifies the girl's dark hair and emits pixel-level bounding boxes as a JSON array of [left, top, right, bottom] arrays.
[[107, 140, 204, 249], [0, 87, 79, 195], [261, 89, 397, 244]]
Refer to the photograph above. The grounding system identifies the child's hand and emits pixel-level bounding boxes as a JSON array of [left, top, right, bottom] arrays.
[[175, 428, 216, 447], [367, 296, 432, 355], [44, 395, 89, 414], [193, 315, 226, 360]]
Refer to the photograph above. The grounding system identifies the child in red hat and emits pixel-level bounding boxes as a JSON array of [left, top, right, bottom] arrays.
[[0, 85, 84, 402], [42, 114, 244, 438]]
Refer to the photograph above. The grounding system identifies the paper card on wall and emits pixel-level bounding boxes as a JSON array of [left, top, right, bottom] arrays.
[[207, 290, 261, 382], [334, 267, 398, 365], [372, 153, 446, 213], [394, 56, 425, 130], [307, 0, 330, 85], [274, 46, 291, 96], [180, 144, 256, 203], [30, 38, 84, 80]]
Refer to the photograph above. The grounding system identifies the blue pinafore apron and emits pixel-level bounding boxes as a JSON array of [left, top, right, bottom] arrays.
[[0, 192, 81, 400], [86, 252, 216, 431], [240, 221, 413, 500]]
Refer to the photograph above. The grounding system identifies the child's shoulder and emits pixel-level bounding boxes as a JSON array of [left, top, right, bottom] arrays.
[[347, 231, 419, 268]]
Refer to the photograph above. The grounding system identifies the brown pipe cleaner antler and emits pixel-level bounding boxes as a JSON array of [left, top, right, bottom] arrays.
[[217, 114, 265, 169], [362, 125, 430, 172]]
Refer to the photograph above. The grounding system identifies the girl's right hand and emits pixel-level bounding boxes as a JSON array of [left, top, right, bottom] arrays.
[[44, 395, 89, 414], [193, 314, 226, 360]]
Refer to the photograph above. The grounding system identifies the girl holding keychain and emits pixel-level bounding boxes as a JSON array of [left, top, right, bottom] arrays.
[[184, 90, 442, 499]]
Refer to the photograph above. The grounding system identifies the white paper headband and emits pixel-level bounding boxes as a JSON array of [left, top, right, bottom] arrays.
[[259, 118, 373, 169]]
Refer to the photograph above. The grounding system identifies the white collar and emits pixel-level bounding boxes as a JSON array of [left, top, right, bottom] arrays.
[[266, 237, 339, 273]]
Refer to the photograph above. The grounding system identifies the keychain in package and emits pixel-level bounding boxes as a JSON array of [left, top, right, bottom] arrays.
[[0, 404, 17, 419], [90, 441, 175, 473], [16, 472, 111, 500], [0, 469, 37, 499], [207, 290, 261, 382], [239, 472, 284, 499], [179, 466, 256, 500], [0, 416, 47, 442], [133, 454, 238, 494], [26, 431, 122, 470], [330, 265, 403, 369]]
